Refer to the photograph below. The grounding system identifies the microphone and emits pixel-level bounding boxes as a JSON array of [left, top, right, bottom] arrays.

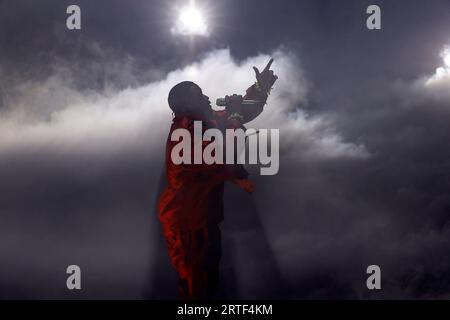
[[216, 95, 262, 107]]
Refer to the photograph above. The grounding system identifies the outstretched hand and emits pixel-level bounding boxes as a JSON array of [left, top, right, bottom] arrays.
[[253, 58, 278, 93]]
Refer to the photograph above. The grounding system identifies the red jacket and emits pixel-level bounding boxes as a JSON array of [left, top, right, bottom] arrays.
[[157, 84, 266, 234]]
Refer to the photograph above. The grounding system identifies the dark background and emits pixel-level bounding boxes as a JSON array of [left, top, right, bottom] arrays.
[[2, 0, 450, 299]]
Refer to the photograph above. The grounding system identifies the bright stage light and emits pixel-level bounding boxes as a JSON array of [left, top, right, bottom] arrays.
[[440, 47, 450, 68], [172, 2, 208, 36], [444, 53, 450, 68]]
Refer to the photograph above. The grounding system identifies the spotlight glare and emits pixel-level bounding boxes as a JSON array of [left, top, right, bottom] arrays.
[[440, 47, 450, 68], [172, 3, 208, 36], [444, 53, 450, 68]]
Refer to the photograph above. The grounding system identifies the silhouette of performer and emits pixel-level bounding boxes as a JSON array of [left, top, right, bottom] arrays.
[[157, 58, 277, 299]]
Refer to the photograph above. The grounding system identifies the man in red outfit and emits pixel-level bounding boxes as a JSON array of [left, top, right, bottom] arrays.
[[157, 58, 277, 299]]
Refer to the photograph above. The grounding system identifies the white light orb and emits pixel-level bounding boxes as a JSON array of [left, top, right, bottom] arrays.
[[440, 47, 450, 68], [444, 53, 450, 68], [172, 4, 208, 36]]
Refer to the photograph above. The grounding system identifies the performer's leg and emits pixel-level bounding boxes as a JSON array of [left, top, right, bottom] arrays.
[[166, 226, 222, 299], [203, 224, 222, 298], [182, 225, 222, 299], [161, 227, 193, 299]]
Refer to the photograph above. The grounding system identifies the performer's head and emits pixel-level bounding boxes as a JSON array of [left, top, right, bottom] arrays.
[[168, 81, 211, 115]]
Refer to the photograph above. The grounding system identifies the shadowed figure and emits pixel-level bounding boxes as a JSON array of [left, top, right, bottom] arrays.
[[145, 167, 288, 299], [151, 59, 282, 299]]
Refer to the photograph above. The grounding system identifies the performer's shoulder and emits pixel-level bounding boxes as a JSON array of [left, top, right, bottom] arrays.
[[172, 114, 195, 130]]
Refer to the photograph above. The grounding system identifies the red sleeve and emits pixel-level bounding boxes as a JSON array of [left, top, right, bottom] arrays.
[[225, 84, 268, 124], [242, 84, 268, 123]]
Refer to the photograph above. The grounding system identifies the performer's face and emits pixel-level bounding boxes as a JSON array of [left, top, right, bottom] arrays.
[[188, 84, 212, 114]]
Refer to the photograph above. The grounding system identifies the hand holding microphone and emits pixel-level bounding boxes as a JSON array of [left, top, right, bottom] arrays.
[[216, 94, 261, 107], [216, 58, 277, 108]]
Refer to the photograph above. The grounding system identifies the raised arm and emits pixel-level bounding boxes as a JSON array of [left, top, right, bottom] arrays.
[[226, 58, 278, 124]]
